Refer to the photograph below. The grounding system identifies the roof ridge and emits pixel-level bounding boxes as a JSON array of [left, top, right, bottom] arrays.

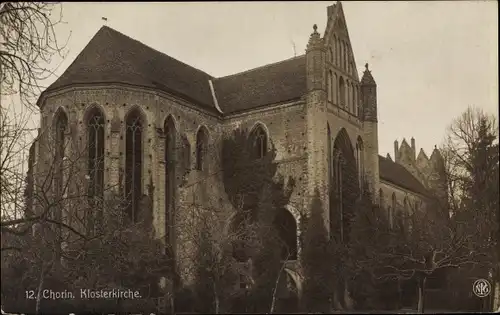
[[102, 26, 215, 79], [215, 55, 306, 80]]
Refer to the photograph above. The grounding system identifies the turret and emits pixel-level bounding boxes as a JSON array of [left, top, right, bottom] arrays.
[[306, 24, 325, 92], [360, 63, 380, 200], [304, 23, 329, 223]]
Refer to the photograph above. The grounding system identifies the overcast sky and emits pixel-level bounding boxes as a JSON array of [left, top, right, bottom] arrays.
[[37, 1, 499, 158]]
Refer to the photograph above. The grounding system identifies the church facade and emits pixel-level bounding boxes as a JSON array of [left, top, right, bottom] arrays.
[[30, 1, 446, 298]]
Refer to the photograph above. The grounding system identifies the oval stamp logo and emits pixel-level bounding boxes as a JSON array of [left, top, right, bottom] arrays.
[[472, 278, 491, 298]]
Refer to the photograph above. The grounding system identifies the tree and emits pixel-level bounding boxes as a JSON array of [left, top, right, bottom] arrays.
[[0, 104, 36, 231], [442, 106, 499, 311], [301, 189, 333, 313], [2, 191, 174, 314], [346, 107, 498, 314], [219, 128, 296, 313], [190, 207, 239, 314], [0, 2, 70, 109], [1, 111, 176, 314]]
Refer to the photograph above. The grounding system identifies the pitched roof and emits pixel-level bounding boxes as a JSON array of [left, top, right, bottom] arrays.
[[378, 155, 431, 197], [44, 26, 216, 111], [213, 56, 307, 113], [42, 26, 307, 114]]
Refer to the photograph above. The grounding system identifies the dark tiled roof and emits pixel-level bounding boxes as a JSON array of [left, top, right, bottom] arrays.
[[43, 26, 308, 114], [378, 155, 430, 197], [44, 26, 216, 110], [213, 56, 307, 113]]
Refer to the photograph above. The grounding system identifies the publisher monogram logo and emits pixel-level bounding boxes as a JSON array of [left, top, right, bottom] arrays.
[[472, 279, 491, 298]]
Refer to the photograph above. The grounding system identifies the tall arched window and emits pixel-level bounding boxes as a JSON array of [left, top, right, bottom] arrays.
[[347, 81, 351, 113], [343, 41, 348, 70], [274, 209, 298, 260], [54, 109, 68, 199], [353, 84, 358, 115], [335, 38, 340, 66], [404, 196, 410, 227], [333, 36, 338, 65], [346, 52, 350, 73], [164, 116, 176, 245], [331, 128, 356, 244], [338, 76, 346, 108], [125, 109, 143, 223], [327, 71, 333, 102], [329, 48, 334, 63], [250, 125, 268, 159], [356, 137, 364, 191], [332, 74, 337, 105], [340, 41, 344, 70], [87, 108, 105, 202], [390, 193, 397, 228], [86, 107, 105, 234], [196, 126, 208, 171]]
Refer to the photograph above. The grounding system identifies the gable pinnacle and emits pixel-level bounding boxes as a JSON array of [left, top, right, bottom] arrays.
[[307, 23, 321, 50], [361, 62, 376, 85]]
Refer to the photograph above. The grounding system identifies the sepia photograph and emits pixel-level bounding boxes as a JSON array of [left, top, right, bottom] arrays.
[[0, 1, 498, 314]]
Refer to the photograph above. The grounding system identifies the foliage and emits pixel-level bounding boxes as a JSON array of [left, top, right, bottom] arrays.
[[0, 2, 70, 109], [217, 128, 296, 313], [301, 189, 333, 312]]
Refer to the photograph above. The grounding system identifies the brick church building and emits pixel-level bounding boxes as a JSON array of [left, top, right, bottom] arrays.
[[30, 1, 447, 307]]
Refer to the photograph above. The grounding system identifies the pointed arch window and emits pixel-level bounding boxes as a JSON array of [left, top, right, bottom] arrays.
[[347, 81, 351, 112], [125, 109, 143, 223], [353, 84, 358, 115], [333, 37, 340, 66], [164, 117, 176, 245], [390, 193, 397, 229], [87, 108, 105, 202], [327, 71, 333, 103], [54, 110, 68, 199], [332, 74, 337, 105], [343, 41, 348, 70], [340, 41, 344, 70], [250, 125, 268, 159], [86, 108, 105, 234], [338, 76, 346, 109], [404, 197, 412, 232], [196, 127, 208, 171]]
